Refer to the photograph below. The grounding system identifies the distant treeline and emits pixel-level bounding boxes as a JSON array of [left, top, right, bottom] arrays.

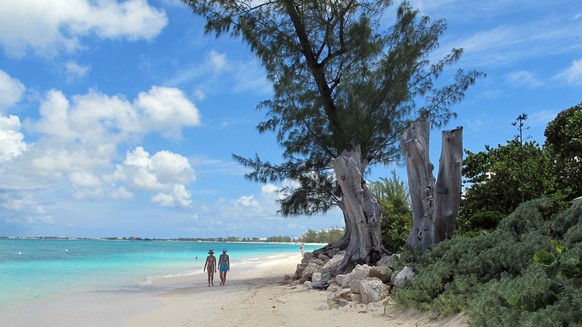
[[296, 227, 345, 244], [1, 229, 346, 243]]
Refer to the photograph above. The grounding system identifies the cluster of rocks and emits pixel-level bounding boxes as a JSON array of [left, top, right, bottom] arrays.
[[291, 250, 415, 311]]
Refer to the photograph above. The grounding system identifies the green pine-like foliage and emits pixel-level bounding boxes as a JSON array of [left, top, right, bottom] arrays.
[[184, 0, 482, 217], [393, 198, 582, 326]]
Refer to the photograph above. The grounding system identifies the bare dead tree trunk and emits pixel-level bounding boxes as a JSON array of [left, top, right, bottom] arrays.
[[401, 121, 463, 251], [330, 145, 384, 273], [434, 127, 463, 242]]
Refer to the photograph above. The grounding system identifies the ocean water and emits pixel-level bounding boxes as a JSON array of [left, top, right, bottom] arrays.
[[0, 239, 320, 310]]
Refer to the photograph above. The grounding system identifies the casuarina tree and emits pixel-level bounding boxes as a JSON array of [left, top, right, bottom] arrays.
[[183, 0, 482, 275]]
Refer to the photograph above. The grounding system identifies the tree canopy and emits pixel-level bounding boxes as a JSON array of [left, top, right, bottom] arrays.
[[459, 106, 582, 233], [544, 103, 582, 200], [185, 0, 482, 216], [459, 139, 554, 230]]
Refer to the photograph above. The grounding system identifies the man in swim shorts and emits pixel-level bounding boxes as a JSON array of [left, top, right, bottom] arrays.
[[218, 249, 230, 286]]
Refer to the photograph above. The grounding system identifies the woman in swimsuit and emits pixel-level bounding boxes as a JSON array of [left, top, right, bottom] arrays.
[[203, 249, 216, 286], [218, 249, 230, 286]]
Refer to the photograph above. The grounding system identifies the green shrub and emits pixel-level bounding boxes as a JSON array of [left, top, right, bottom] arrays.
[[393, 199, 582, 326], [467, 210, 506, 231]]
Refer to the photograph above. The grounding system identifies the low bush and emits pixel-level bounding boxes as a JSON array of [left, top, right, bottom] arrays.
[[393, 198, 582, 326]]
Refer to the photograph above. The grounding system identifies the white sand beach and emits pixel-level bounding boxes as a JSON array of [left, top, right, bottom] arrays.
[[124, 253, 468, 327], [2, 253, 468, 327]]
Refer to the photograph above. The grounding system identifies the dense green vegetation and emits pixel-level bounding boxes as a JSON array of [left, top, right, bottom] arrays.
[[369, 171, 413, 253], [544, 104, 582, 201], [393, 199, 582, 326], [458, 106, 581, 234]]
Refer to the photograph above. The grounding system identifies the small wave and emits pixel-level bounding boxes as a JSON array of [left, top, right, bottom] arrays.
[[21, 294, 42, 303], [138, 269, 202, 286]]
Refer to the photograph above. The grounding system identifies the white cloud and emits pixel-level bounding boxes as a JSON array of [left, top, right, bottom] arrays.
[[117, 146, 165, 191], [70, 174, 104, 199], [152, 192, 175, 207], [0, 191, 35, 211], [0, 70, 25, 112], [0, 115, 27, 163], [64, 60, 91, 82], [193, 89, 206, 101], [232, 195, 259, 207], [0, 84, 200, 216], [505, 70, 544, 88], [112, 187, 134, 200], [0, 0, 168, 58], [116, 146, 194, 207], [32, 89, 76, 140], [27, 206, 55, 224], [261, 184, 279, 194], [555, 58, 582, 85], [136, 86, 201, 139], [208, 49, 227, 72], [150, 150, 196, 184], [30, 86, 200, 145], [30, 147, 110, 173], [152, 184, 192, 207]]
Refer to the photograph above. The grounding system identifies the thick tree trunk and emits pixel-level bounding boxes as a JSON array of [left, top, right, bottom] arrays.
[[330, 145, 383, 273], [401, 121, 462, 251], [434, 127, 463, 242]]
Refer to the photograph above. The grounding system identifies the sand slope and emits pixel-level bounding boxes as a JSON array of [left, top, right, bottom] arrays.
[[125, 254, 468, 327]]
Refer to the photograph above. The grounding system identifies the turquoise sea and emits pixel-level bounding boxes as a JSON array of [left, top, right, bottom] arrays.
[[0, 239, 321, 311]]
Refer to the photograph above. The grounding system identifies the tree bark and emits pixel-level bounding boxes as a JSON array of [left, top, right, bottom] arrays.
[[330, 145, 383, 272], [401, 121, 462, 251], [434, 127, 463, 242]]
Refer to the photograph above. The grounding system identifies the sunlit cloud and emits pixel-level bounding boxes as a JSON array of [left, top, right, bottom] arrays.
[[232, 195, 259, 207], [0, 80, 201, 220], [0, 0, 168, 58], [114, 146, 195, 200], [0, 115, 27, 163], [152, 184, 192, 207], [0, 70, 25, 112]]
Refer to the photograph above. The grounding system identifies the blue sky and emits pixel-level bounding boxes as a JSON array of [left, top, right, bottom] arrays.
[[0, 0, 580, 238]]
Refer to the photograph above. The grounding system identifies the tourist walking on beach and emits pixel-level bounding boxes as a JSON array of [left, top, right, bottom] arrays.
[[204, 249, 216, 286], [219, 249, 230, 286], [300, 243, 305, 256]]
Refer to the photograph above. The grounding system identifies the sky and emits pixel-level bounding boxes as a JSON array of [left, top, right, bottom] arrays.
[[0, 0, 581, 239]]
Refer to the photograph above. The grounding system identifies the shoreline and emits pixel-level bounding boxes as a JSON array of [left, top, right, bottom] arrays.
[[124, 252, 303, 327], [125, 252, 469, 327], [2, 251, 468, 327]]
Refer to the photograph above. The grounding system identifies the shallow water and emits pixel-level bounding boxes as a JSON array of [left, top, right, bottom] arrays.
[[0, 239, 319, 310]]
